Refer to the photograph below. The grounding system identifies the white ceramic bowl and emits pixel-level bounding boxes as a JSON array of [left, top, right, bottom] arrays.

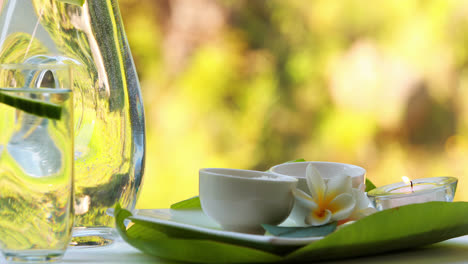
[[199, 168, 297, 234], [269, 161, 366, 226], [269, 161, 366, 193]]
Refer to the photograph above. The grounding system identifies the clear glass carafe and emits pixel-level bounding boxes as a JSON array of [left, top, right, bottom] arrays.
[[0, 0, 146, 246]]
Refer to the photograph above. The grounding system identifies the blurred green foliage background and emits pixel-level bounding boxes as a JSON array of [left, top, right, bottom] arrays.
[[119, 0, 468, 209]]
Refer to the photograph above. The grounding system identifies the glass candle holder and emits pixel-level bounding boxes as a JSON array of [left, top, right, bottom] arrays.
[[367, 177, 457, 211]]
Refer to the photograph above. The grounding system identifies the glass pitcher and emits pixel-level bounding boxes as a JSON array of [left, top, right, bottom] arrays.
[[0, 0, 146, 246]]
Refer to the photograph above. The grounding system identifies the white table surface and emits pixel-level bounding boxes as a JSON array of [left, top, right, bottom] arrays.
[[2, 235, 468, 263], [58, 235, 468, 264]]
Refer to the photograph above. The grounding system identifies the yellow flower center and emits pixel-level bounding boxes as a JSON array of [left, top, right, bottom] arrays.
[[314, 208, 326, 218]]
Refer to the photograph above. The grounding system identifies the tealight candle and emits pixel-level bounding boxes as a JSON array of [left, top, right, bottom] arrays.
[[367, 177, 458, 211]]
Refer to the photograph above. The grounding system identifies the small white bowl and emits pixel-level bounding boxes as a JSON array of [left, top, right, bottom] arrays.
[[269, 161, 366, 226], [269, 161, 366, 193], [199, 168, 297, 234]]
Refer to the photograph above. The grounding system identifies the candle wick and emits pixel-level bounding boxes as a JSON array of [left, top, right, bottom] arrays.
[[410, 180, 414, 192]]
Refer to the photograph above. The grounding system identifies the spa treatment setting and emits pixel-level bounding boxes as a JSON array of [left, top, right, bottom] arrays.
[[1, 0, 468, 263]]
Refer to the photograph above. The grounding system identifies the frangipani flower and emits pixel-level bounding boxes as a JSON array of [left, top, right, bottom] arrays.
[[348, 186, 377, 221], [294, 164, 376, 226]]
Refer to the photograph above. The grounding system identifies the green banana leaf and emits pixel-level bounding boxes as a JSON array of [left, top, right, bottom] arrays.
[[115, 202, 468, 263], [114, 205, 282, 263], [365, 178, 376, 192], [285, 201, 468, 262], [170, 196, 201, 210]]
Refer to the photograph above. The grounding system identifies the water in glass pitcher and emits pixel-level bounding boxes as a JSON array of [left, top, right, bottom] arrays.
[[0, 0, 146, 246]]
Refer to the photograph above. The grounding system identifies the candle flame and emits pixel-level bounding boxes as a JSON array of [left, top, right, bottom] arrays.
[[402, 176, 411, 184]]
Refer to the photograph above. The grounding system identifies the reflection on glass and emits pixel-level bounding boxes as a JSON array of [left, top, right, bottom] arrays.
[[0, 64, 74, 262], [0, 0, 146, 246]]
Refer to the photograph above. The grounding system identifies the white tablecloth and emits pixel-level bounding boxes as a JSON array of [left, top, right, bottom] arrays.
[[3, 236, 468, 263]]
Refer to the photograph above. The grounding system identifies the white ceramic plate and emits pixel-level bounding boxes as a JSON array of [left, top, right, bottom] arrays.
[[108, 208, 323, 247]]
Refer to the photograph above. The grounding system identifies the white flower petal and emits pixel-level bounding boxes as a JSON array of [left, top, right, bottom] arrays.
[[329, 193, 356, 221], [306, 209, 332, 226], [360, 207, 377, 216], [326, 175, 352, 198], [306, 164, 326, 200], [293, 188, 318, 210], [352, 188, 371, 210]]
